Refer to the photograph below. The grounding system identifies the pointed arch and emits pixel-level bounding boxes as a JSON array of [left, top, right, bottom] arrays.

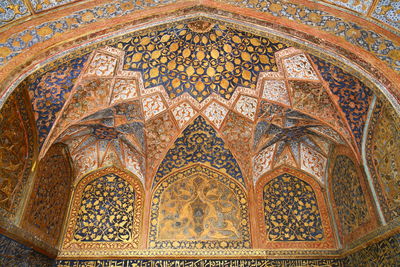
[[366, 101, 400, 222], [149, 163, 251, 249], [152, 115, 245, 188], [22, 143, 73, 247], [255, 166, 336, 249], [62, 166, 144, 251], [328, 146, 378, 245]]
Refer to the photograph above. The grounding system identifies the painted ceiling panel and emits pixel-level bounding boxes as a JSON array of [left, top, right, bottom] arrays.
[[310, 55, 374, 148], [59, 102, 146, 183], [19, 20, 379, 197], [28, 54, 89, 147], [371, 0, 400, 30], [0, 0, 30, 26], [29, 0, 78, 12], [114, 22, 288, 102], [253, 103, 334, 184], [153, 116, 246, 188], [321, 0, 373, 14]]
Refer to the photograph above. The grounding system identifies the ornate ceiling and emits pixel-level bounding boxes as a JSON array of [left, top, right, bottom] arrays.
[[29, 23, 369, 189], [0, 0, 399, 265]]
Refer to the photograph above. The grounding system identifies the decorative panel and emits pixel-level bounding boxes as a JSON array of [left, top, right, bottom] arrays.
[[203, 101, 229, 129], [110, 78, 138, 104], [0, 0, 30, 27], [253, 145, 276, 183], [115, 22, 287, 102], [344, 232, 400, 266], [283, 54, 318, 80], [322, 0, 373, 14], [29, 0, 78, 12], [145, 112, 177, 177], [289, 80, 349, 142], [234, 95, 258, 121], [0, 233, 54, 267], [264, 174, 324, 241], [255, 167, 336, 249], [22, 143, 73, 247], [86, 52, 117, 76], [149, 164, 250, 249], [62, 167, 144, 251], [56, 258, 346, 266], [142, 94, 166, 120], [172, 102, 197, 128], [372, 1, 400, 30], [153, 116, 245, 188], [366, 102, 400, 222], [28, 54, 89, 147], [0, 87, 35, 217], [300, 143, 327, 184], [220, 112, 253, 176], [329, 147, 377, 244], [310, 55, 373, 148], [262, 79, 290, 106]]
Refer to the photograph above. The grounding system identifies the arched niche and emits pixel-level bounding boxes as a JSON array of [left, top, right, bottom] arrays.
[[328, 146, 378, 245], [366, 101, 400, 222], [62, 166, 144, 251], [0, 86, 36, 218], [255, 166, 336, 249], [22, 143, 73, 248], [149, 164, 251, 249]]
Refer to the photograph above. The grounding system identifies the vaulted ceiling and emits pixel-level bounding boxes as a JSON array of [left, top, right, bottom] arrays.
[[0, 0, 399, 264], [29, 23, 367, 189]]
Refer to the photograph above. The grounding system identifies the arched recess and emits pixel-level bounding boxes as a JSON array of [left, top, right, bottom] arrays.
[[255, 166, 336, 249], [328, 145, 378, 246], [22, 143, 73, 248], [152, 116, 246, 188], [148, 164, 251, 249], [0, 84, 36, 219], [366, 101, 400, 223], [62, 166, 144, 251]]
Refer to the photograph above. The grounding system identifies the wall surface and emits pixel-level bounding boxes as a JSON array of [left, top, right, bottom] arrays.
[[0, 233, 55, 267]]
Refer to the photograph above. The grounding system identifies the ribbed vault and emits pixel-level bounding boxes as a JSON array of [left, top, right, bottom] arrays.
[[0, 3, 399, 266]]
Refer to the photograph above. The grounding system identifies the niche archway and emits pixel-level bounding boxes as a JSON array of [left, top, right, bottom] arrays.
[[255, 166, 336, 249], [62, 166, 144, 251], [149, 164, 251, 249]]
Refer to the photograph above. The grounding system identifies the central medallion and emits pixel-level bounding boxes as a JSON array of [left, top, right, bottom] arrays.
[[115, 21, 287, 102]]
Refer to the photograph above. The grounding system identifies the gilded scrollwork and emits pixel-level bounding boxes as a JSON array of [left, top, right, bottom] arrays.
[[255, 166, 336, 249], [328, 147, 377, 245], [149, 164, 251, 249], [366, 102, 400, 222], [115, 22, 287, 102], [22, 143, 73, 247], [0, 87, 35, 217], [62, 166, 144, 250], [263, 173, 324, 242]]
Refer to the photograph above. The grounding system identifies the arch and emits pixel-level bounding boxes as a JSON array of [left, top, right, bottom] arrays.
[[255, 166, 336, 249], [152, 116, 246, 188], [0, 3, 399, 109], [22, 143, 73, 247], [148, 164, 251, 249], [62, 166, 144, 251], [366, 101, 400, 222], [328, 146, 378, 246]]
